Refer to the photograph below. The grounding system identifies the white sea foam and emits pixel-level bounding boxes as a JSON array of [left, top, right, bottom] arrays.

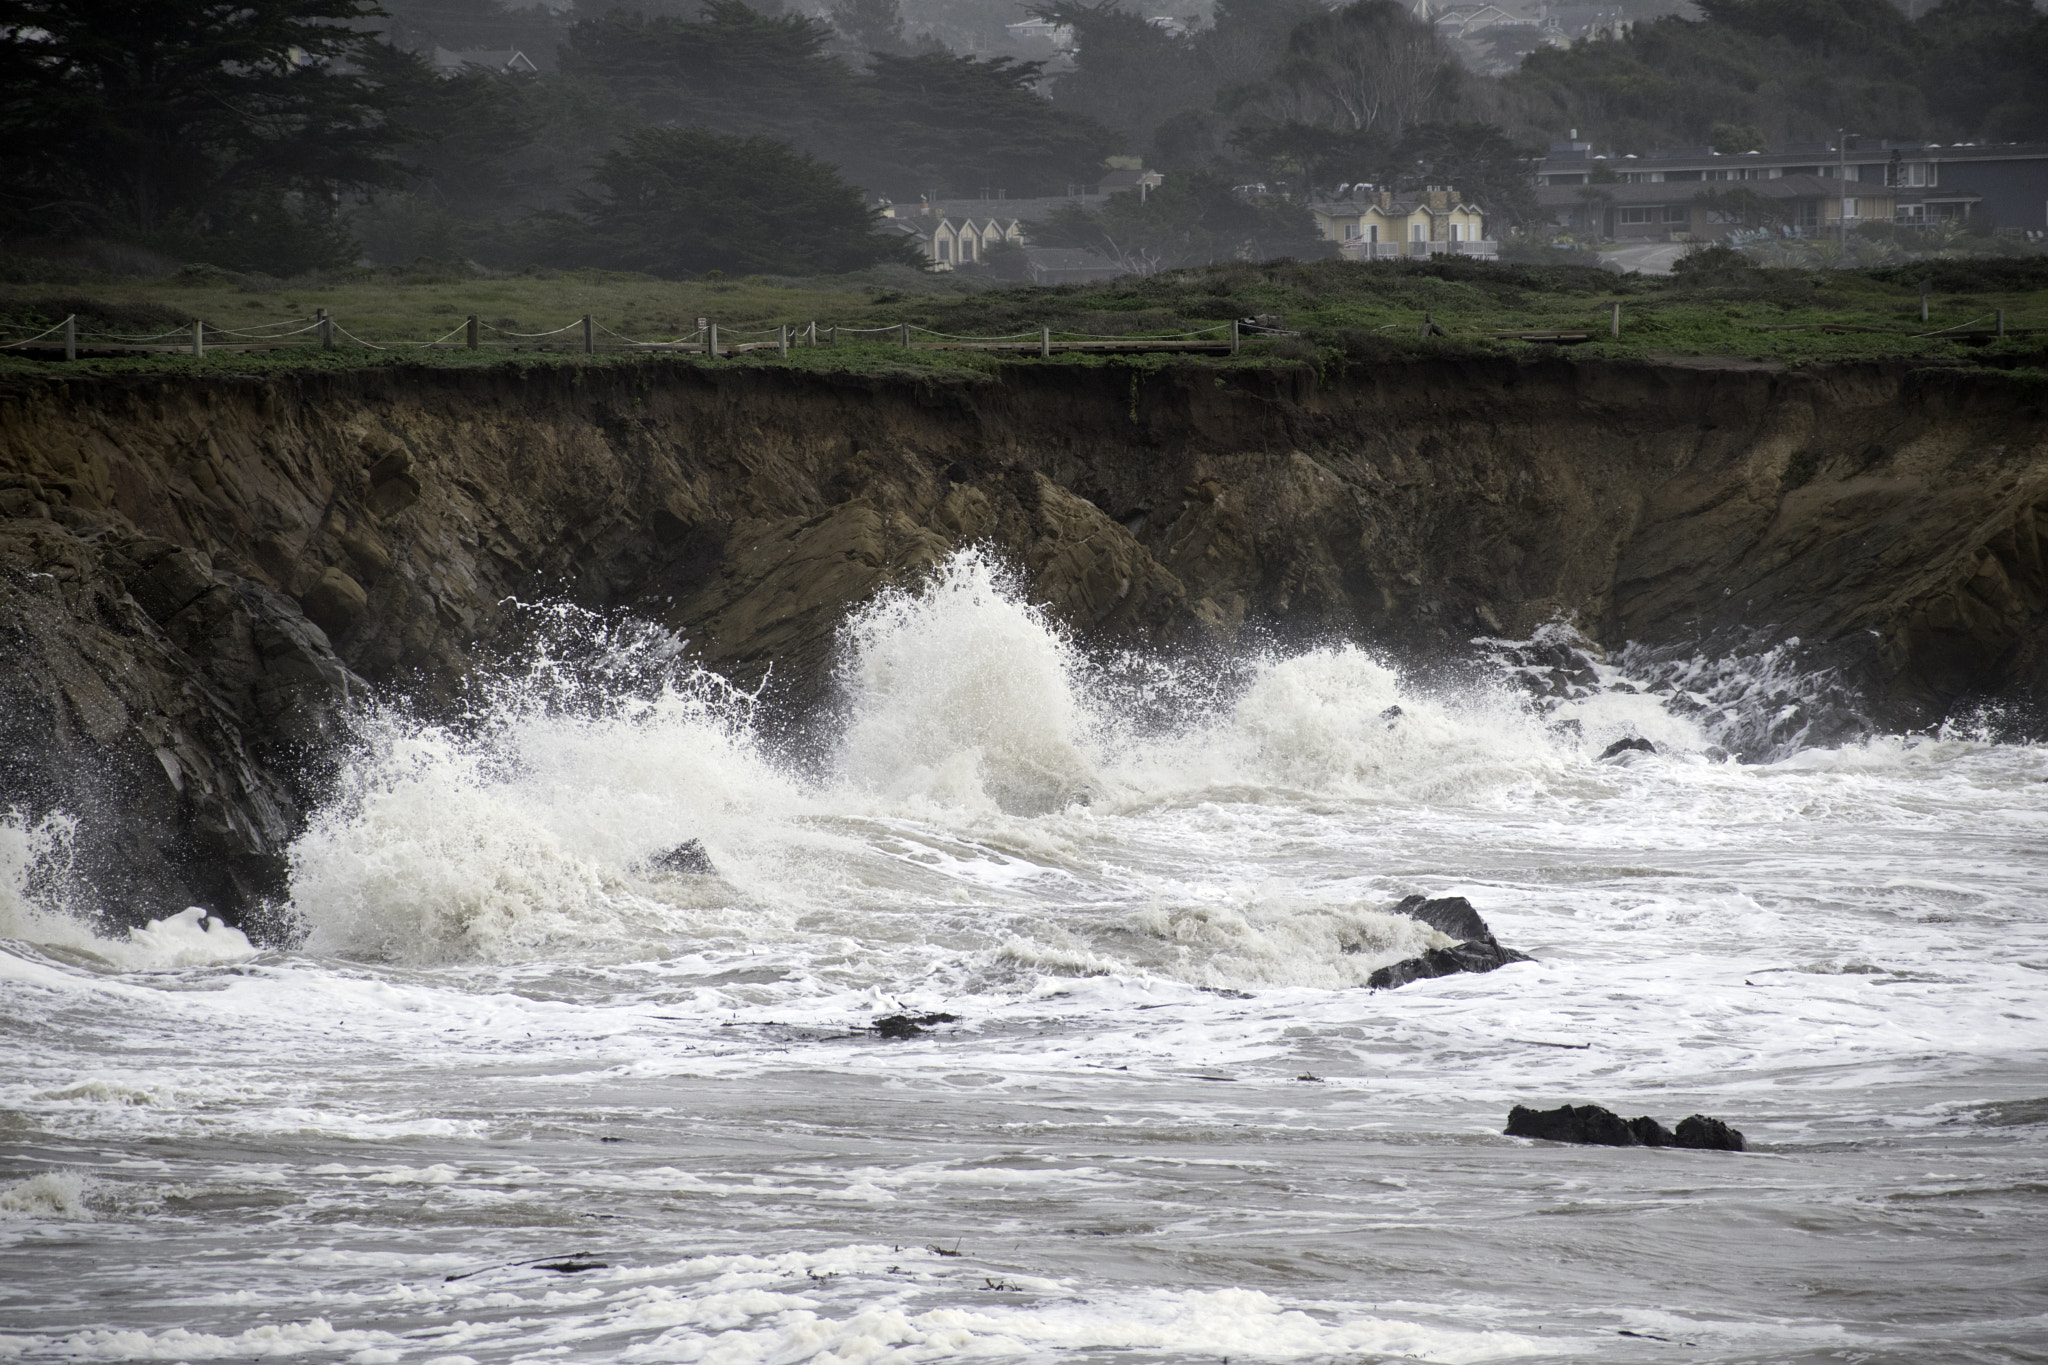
[[0, 1169, 94, 1221], [3, 536, 2045, 1365], [0, 813, 256, 971]]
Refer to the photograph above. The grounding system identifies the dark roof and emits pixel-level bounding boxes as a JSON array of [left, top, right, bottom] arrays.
[[1535, 174, 1871, 207]]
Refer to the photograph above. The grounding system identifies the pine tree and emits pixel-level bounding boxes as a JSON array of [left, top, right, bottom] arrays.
[[0, 0, 408, 239]]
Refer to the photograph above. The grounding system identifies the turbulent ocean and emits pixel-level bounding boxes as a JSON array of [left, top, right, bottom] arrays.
[[3, 550, 2044, 1364]]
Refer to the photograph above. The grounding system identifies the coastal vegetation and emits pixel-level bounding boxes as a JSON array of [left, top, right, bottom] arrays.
[[3, 255, 2044, 378]]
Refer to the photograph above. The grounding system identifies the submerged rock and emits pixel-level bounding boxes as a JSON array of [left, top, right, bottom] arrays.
[[1368, 894, 1534, 989], [1600, 737, 1657, 760], [1506, 1102, 1747, 1151], [873, 1012, 962, 1039], [644, 839, 714, 875], [1367, 939, 1531, 989]]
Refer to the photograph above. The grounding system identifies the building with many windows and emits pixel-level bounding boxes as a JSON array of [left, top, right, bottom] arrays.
[[1532, 136, 2045, 238]]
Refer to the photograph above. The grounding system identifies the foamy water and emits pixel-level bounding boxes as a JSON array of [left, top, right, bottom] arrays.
[[3, 550, 2044, 1363]]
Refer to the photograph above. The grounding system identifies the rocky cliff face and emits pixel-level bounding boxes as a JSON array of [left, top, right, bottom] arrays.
[[2, 357, 2043, 926]]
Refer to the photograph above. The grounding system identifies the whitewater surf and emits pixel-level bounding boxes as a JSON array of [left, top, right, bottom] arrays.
[[3, 549, 2043, 1363]]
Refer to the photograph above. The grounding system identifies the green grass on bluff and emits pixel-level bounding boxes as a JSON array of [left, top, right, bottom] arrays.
[[2, 256, 2045, 379]]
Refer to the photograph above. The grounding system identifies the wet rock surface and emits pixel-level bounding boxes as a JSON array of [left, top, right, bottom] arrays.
[[1507, 1103, 1748, 1150], [873, 1012, 961, 1039], [644, 840, 714, 875], [1368, 895, 1535, 989]]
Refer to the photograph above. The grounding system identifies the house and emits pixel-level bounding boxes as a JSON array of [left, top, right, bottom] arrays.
[[1003, 18, 1075, 50], [1097, 167, 1166, 202], [429, 47, 539, 76], [1534, 137, 2038, 232], [1535, 173, 1981, 241], [1308, 185, 1497, 259], [877, 199, 1027, 270]]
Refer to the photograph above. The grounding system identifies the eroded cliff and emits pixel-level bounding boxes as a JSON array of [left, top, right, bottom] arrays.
[[3, 356, 2044, 924]]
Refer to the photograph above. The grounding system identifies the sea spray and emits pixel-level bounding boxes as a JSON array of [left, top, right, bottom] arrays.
[[834, 549, 1100, 816], [288, 606, 809, 965], [275, 552, 1730, 976]]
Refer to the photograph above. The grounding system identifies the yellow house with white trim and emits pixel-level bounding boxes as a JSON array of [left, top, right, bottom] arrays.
[[1309, 185, 1495, 259]]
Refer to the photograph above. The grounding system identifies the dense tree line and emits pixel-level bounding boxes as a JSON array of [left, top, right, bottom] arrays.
[[1507, 0, 2048, 155], [3, 0, 2043, 280]]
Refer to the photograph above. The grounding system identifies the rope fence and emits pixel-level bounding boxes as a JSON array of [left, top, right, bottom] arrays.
[[0, 304, 2033, 362]]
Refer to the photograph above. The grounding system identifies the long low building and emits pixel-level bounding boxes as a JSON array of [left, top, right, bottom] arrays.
[[1535, 137, 2044, 236], [1536, 173, 1984, 242]]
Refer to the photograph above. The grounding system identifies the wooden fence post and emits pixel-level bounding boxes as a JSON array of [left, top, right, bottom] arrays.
[[1610, 302, 1621, 337], [582, 314, 594, 354], [708, 323, 718, 357], [192, 320, 204, 357], [901, 322, 911, 348], [63, 315, 75, 362], [1920, 283, 1929, 323], [318, 309, 333, 351], [466, 315, 479, 349], [828, 325, 837, 346], [1041, 326, 1050, 358], [1997, 309, 2006, 336], [778, 324, 788, 357], [1230, 319, 1240, 354]]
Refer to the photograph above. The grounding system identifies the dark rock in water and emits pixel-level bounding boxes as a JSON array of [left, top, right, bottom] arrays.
[[1507, 1103, 1644, 1146], [1507, 1103, 1745, 1150], [1675, 1114, 1747, 1151], [1600, 737, 1657, 760], [1371, 895, 1534, 988], [1628, 1115, 1677, 1146], [1368, 939, 1531, 989], [1380, 705, 1404, 724], [1391, 894, 1496, 945], [873, 1012, 962, 1039], [646, 839, 713, 875], [533, 1259, 608, 1274]]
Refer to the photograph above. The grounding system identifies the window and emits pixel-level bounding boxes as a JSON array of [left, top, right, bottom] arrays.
[[937, 239, 950, 261], [1412, 224, 1425, 241], [1619, 207, 1654, 223], [1449, 223, 1460, 241], [1343, 223, 1361, 240], [1663, 205, 1688, 223], [1794, 200, 1820, 227]]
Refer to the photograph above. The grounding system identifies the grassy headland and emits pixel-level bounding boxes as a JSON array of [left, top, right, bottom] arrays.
[[3, 256, 2045, 379]]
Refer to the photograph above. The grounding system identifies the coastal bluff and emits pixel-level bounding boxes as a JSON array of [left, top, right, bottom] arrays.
[[3, 355, 2044, 924]]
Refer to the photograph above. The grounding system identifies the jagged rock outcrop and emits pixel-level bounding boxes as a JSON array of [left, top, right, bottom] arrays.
[[1367, 894, 1534, 989], [0, 480, 358, 921], [1, 356, 2043, 925]]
